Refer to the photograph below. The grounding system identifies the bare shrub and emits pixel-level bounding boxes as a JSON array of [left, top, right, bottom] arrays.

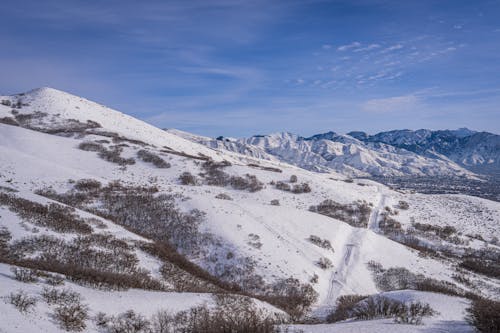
[[308, 235, 333, 251], [0, 226, 12, 259], [309, 199, 371, 228], [42, 287, 81, 305], [94, 312, 112, 328], [459, 258, 500, 279], [137, 150, 170, 168], [290, 175, 298, 183], [53, 302, 89, 331], [398, 200, 410, 210], [292, 183, 311, 193], [179, 172, 196, 185], [74, 179, 102, 192], [270, 199, 280, 206], [7, 290, 37, 313], [153, 295, 283, 333], [98, 146, 135, 166], [327, 294, 367, 323], [394, 302, 436, 325], [0, 193, 93, 234], [264, 277, 318, 320], [275, 181, 311, 194], [105, 310, 151, 333], [316, 257, 333, 269], [275, 181, 291, 191], [45, 274, 65, 286], [11, 267, 38, 283], [247, 233, 263, 249], [352, 295, 435, 324], [78, 141, 104, 152], [466, 297, 500, 333], [215, 193, 232, 200], [78, 141, 135, 166]]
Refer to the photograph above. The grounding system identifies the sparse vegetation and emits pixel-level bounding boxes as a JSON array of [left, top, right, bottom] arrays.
[[307, 235, 333, 251], [466, 297, 500, 333], [179, 172, 197, 185], [316, 257, 333, 269], [309, 199, 371, 228], [137, 150, 170, 168], [11, 267, 38, 283], [275, 181, 311, 194], [53, 302, 89, 331], [7, 290, 37, 313], [270, 199, 280, 206], [327, 294, 435, 325], [215, 193, 232, 200], [0, 193, 93, 234]]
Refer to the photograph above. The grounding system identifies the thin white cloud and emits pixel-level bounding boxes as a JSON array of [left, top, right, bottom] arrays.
[[337, 41, 361, 51], [353, 43, 380, 52], [362, 94, 419, 113], [322, 44, 332, 49], [381, 44, 404, 53]]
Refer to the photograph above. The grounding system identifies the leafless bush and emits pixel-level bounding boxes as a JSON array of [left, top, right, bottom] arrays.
[[74, 179, 102, 192], [7, 290, 37, 313], [290, 175, 298, 183], [264, 277, 318, 320], [78, 141, 135, 166], [45, 274, 65, 286], [151, 295, 283, 333], [316, 257, 333, 269], [137, 150, 170, 168], [78, 141, 104, 152], [229, 174, 264, 192], [42, 287, 81, 305], [466, 297, 500, 333], [11, 267, 38, 283], [397, 200, 410, 210], [351, 295, 435, 324], [309, 200, 371, 228], [104, 310, 151, 333], [459, 258, 500, 279], [247, 233, 263, 249], [379, 212, 402, 234], [308, 235, 333, 251], [179, 172, 197, 185], [275, 181, 291, 191], [292, 183, 311, 193], [53, 302, 89, 331], [215, 193, 233, 200], [275, 181, 311, 194], [98, 146, 135, 166], [270, 199, 280, 206], [0, 193, 93, 234], [0, 226, 11, 259], [327, 294, 367, 322]]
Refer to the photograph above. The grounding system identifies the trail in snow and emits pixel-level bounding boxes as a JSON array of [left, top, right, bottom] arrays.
[[311, 188, 386, 319]]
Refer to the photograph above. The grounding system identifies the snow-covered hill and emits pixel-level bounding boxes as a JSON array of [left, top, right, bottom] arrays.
[[0, 88, 498, 332]]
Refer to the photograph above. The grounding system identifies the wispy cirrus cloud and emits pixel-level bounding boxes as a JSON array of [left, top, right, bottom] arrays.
[[337, 41, 361, 51], [362, 94, 420, 113]]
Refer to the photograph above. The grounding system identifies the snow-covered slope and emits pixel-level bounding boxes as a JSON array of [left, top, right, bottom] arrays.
[[0, 88, 498, 332]]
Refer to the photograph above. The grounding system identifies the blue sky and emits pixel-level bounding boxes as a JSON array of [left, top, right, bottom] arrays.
[[1, 0, 499, 136]]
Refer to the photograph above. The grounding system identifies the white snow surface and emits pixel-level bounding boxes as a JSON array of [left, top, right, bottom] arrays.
[[0, 88, 498, 332]]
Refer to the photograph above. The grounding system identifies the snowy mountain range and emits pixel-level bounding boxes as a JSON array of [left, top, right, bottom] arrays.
[[169, 128, 497, 178], [0, 87, 499, 333]]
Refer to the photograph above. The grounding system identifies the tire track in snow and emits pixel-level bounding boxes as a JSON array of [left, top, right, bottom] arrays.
[[312, 189, 386, 319]]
